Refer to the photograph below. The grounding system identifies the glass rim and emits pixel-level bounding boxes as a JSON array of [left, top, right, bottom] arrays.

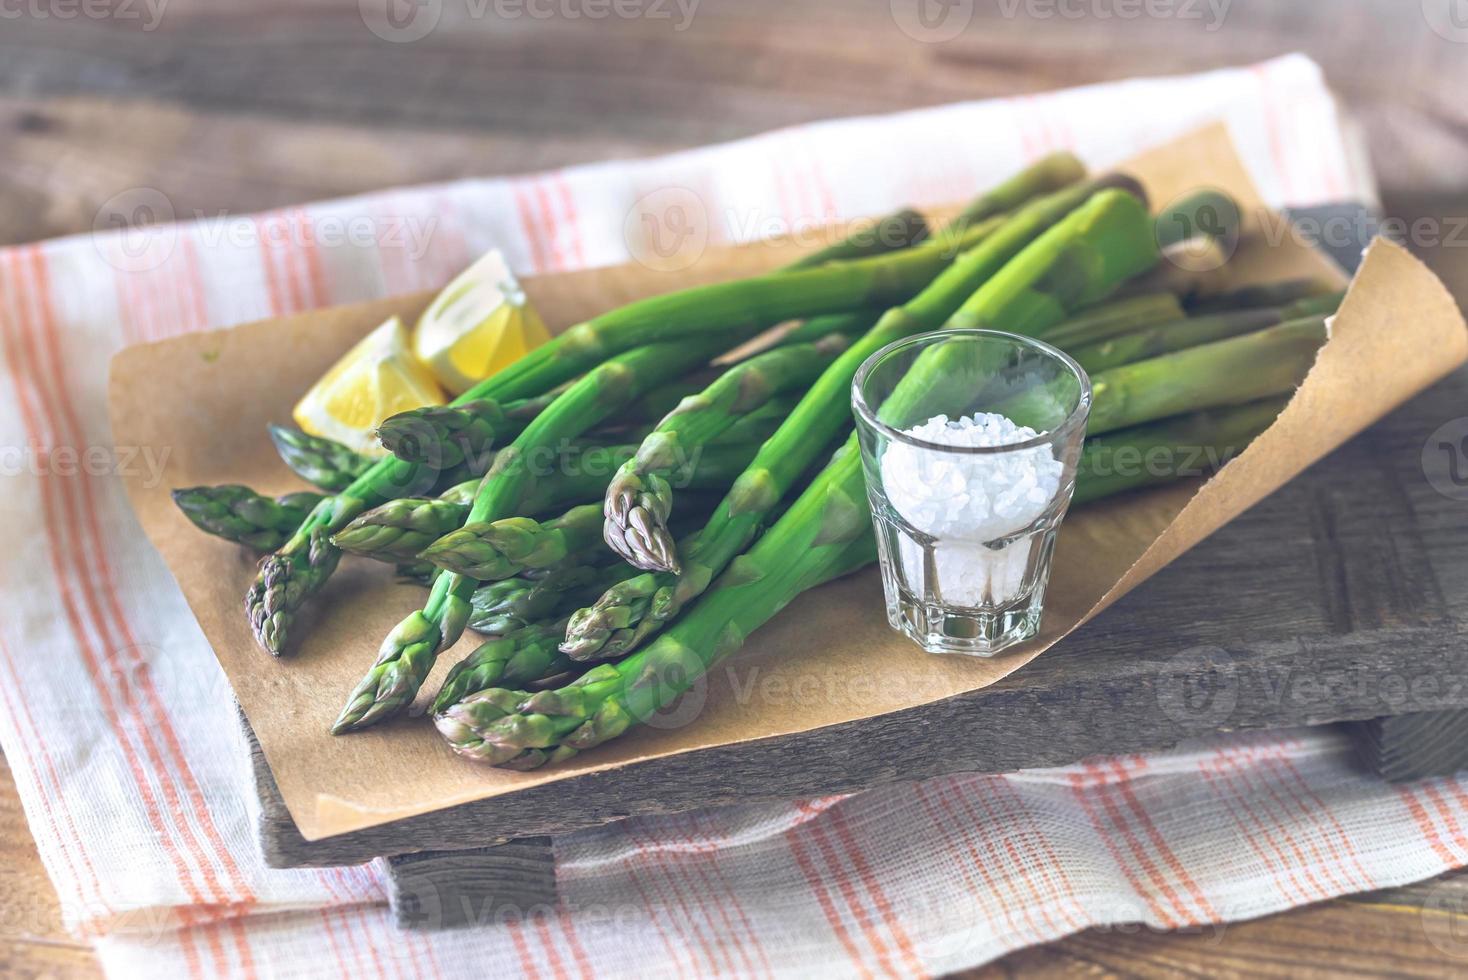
[[850, 327, 1093, 456]]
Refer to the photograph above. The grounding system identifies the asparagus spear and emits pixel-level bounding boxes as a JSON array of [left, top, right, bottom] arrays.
[[1153, 189, 1242, 252], [376, 400, 513, 470], [1187, 276, 1337, 314], [1069, 307, 1290, 373], [1086, 317, 1326, 435], [1072, 396, 1289, 504], [423, 505, 604, 580], [562, 183, 1155, 660], [267, 425, 373, 492], [603, 333, 850, 571], [1043, 292, 1184, 350], [469, 565, 605, 635], [250, 211, 1008, 657], [172, 486, 324, 551]]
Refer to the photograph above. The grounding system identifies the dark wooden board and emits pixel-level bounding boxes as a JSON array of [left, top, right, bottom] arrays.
[[250, 358, 1468, 868]]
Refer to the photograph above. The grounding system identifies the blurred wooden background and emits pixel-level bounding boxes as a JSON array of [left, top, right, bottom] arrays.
[[3, 0, 1468, 975]]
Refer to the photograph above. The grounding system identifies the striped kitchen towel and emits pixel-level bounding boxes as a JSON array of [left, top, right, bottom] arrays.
[[0, 53, 1457, 978]]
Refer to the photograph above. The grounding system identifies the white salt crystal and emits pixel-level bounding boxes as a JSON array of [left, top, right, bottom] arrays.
[[880, 412, 1063, 606]]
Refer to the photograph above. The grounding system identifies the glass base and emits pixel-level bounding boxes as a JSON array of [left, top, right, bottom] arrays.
[[888, 587, 1044, 656]]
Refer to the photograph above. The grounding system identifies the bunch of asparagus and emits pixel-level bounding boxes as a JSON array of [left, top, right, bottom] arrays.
[[173, 152, 1340, 766]]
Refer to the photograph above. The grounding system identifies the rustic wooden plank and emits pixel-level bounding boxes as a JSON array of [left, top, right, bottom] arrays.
[[387, 839, 558, 930], [1, 1, 1465, 203], [1352, 710, 1468, 784]]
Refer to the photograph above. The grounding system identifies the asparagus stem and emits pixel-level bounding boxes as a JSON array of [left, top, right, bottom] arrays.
[[1187, 276, 1338, 314], [172, 486, 324, 551], [1070, 309, 1329, 374], [1072, 395, 1289, 504], [1086, 317, 1327, 434], [1042, 292, 1185, 350]]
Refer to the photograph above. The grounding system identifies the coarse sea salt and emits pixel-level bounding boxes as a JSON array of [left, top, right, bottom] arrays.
[[879, 412, 1063, 607]]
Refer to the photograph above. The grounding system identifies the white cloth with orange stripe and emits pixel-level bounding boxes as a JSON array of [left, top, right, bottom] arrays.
[[2, 53, 1460, 979]]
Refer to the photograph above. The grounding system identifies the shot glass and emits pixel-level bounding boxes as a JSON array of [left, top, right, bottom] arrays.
[[852, 329, 1091, 656]]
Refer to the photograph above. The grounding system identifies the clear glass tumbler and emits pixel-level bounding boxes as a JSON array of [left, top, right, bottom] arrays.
[[852, 329, 1091, 656]]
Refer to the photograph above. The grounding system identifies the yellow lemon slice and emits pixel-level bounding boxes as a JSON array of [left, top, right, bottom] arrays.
[[293, 314, 445, 456], [413, 248, 551, 395]]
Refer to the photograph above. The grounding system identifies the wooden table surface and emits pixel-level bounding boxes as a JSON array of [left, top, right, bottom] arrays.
[[3, 1, 1467, 975]]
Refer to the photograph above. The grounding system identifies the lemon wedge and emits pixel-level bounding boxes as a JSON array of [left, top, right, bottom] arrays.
[[413, 249, 551, 395], [293, 315, 445, 456]]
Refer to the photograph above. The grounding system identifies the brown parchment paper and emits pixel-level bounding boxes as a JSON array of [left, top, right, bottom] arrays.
[[110, 126, 1468, 841]]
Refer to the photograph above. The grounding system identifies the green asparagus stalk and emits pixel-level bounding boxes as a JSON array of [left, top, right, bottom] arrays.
[[251, 207, 1008, 657], [562, 182, 1154, 660], [1187, 276, 1338, 314], [1281, 290, 1347, 320], [1086, 317, 1326, 435], [267, 425, 373, 493], [952, 152, 1087, 226], [172, 485, 324, 551], [1153, 189, 1242, 252], [603, 334, 850, 571], [1042, 292, 1185, 350], [1072, 396, 1289, 504], [792, 209, 929, 265], [1068, 308, 1292, 373]]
